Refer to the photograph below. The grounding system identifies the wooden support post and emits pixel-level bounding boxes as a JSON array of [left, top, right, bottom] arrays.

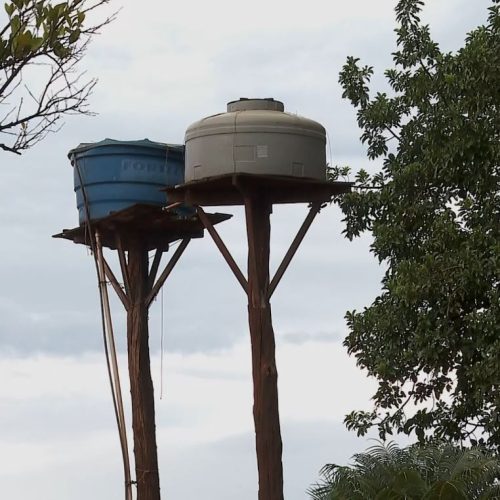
[[127, 237, 161, 500], [244, 194, 284, 500]]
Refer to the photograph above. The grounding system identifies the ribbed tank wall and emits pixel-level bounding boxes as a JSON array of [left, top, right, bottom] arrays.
[[69, 139, 185, 224], [184, 98, 327, 182]]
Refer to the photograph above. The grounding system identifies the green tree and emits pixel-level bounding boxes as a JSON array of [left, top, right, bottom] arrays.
[[334, 1, 500, 448], [0, 0, 114, 154], [309, 442, 500, 500]]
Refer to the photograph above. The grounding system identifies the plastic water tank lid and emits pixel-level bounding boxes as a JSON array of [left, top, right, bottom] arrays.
[[227, 98, 284, 113], [67, 138, 184, 158]]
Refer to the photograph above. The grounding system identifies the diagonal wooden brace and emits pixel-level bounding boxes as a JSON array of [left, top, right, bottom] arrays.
[[197, 206, 249, 295], [147, 249, 164, 292], [146, 238, 190, 307], [115, 234, 131, 297], [268, 201, 322, 299], [102, 255, 131, 310]]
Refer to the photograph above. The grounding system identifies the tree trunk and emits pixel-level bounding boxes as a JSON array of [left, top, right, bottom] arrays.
[[127, 238, 161, 500], [245, 195, 284, 500]]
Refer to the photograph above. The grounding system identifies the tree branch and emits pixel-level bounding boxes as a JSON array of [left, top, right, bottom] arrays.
[[0, 142, 21, 154]]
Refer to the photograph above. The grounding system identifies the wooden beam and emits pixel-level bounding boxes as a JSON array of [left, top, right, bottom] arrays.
[[147, 249, 163, 292], [268, 202, 322, 299], [146, 238, 190, 307], [103, 257, 130, 310], [197, 206, 248, 295], [116, 234, 131, 297], [164, 174, 352, 206]]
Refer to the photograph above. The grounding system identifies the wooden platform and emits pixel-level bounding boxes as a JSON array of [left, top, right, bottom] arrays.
[[164, 173, 352, 206], [53, 204, 232, 250]]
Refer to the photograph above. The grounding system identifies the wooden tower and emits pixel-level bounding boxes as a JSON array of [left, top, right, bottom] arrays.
[[55, 204, 230, 499], [166, 173, 351, 500]]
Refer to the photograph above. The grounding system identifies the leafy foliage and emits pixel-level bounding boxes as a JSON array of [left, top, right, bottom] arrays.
[[0, 0, 114, 154], [308, 441, 500, 500], [334, 1, 500, 448]]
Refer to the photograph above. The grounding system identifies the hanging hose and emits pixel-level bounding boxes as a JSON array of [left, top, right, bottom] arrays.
[[73, 157, 133, 500]]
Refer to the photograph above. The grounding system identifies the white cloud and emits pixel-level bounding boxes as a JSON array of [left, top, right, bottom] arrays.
[[0, 0, 492, 497], [0, 344, 379, 499]]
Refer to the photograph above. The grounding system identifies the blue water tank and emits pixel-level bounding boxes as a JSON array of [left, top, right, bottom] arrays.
[[69, 139, 185, 224]]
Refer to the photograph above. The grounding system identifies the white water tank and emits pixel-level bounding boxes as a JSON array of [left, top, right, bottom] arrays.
[[184, 98, 327, 182]]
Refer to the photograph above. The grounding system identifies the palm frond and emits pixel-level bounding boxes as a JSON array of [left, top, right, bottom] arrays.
[[308, 442, 500, 500]]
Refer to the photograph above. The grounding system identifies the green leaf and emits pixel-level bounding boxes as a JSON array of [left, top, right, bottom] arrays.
[[68, 28, 80, 44], [4, 2, 15, 16], [9, 14, 20, 34], [30, 36, 44, 51]]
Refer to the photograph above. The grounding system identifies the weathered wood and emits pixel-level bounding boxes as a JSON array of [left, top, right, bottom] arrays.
[[164, 173, 352, 206], [197, 206, 248, 294], [268, 202, 322, 299], [146, 238, 190, 307], [127, 238, 161, 500], [147, 249, 163, 292], [116, 234, 131, 297], [245, 195, 284, 500], [103, 258, 130, 310], [53, 204, 231, 250]]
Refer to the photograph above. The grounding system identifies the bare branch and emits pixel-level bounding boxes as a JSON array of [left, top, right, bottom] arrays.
[[0, 142, 21, 154], [0, 0, 116, 154]]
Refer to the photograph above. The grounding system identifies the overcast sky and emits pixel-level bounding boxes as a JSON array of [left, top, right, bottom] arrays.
[[0, 0, 491, 498]]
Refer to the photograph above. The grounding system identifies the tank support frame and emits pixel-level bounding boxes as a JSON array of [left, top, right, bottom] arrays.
[[197, 198, 321, 500], [55, 205, 231, 500], [96, 230, 191, 500], [166, 174, 352, 500]]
